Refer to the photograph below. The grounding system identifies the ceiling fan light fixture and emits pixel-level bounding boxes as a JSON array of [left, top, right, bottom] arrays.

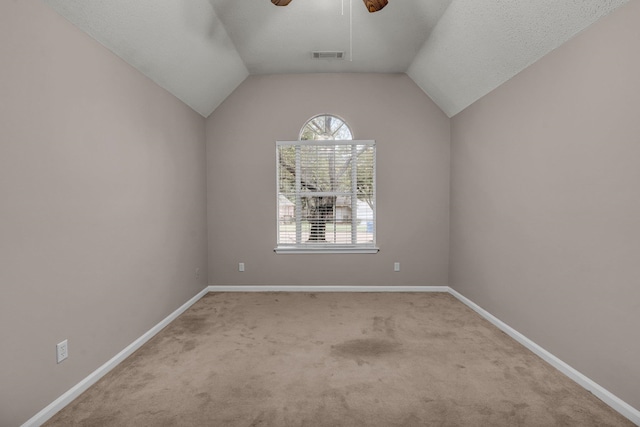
[[271, 0, 293, 6]]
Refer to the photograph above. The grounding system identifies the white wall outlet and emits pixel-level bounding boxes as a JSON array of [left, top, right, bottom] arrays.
[[56, 339, 68, 364], [394, 262, 400, 272], [239, 262, 245, 272], [195, 268, 200, 278]]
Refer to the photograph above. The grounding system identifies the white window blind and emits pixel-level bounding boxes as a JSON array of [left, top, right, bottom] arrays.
[[276, 140, 377, 254]]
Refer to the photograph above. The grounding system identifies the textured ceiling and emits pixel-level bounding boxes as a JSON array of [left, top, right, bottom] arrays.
[[42, 0, 629, 118], [208, 0, 452, 74], [408, 0, 630, 116], [42, 0, 248, 117]]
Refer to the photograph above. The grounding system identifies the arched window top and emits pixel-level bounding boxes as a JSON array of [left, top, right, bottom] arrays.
[[299, 114, 353, 141]]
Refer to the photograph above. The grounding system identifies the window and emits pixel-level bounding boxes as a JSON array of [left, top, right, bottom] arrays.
[[276, 114, 377, 254]]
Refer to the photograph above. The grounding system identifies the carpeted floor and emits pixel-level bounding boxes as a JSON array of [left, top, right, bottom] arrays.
[[45, 292, 633, 426]]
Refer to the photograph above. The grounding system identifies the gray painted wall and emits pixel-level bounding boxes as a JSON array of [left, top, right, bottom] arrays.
[[206, 73, 450, 287], [0, 2, 208, 425], [450, 0, 640, 410]]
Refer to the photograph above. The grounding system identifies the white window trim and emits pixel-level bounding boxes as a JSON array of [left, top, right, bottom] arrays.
[[275, 140, 378, 255], [274, 246, 379, 254]]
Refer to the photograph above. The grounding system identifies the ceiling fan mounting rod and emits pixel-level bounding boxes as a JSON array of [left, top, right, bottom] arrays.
[[271, 0, 388, 13]]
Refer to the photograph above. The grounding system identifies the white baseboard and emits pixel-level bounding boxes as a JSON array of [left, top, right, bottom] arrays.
[[208, 285, 450, 293], [21, 286, 210, 427], [448, 287, 640, 426], [24, 285, 639, 427]]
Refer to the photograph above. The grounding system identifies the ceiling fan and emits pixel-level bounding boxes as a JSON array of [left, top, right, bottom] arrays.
[[271, 0, 388, 13]]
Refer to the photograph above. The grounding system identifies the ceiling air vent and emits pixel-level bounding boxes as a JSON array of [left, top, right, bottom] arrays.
[[312, 51, 345, 60]]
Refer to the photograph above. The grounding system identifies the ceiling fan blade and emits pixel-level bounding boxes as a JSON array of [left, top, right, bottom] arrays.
[[271, 0, 293, 6], [362, 0, 388, 13]]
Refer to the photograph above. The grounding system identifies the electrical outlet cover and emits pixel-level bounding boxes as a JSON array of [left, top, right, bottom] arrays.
[[57, 340, 68, 363]]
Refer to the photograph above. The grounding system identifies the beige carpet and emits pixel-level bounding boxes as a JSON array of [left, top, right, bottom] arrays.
[[45, 292, 633, 426]]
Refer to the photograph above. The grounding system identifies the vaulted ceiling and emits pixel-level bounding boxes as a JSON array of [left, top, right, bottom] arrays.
[[42, 0, 628, 118]]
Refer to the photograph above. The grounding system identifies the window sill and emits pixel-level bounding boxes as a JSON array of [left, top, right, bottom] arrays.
[[274, 246, 379, 254]]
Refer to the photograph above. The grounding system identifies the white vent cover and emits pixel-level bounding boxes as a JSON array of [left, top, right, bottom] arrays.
[[312, 51, 345, 60]]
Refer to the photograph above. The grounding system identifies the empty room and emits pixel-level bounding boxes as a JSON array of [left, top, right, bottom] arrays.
[[1, 0, 639, 426]]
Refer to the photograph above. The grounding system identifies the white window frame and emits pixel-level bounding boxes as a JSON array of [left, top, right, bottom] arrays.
[[275, 140, 378, 254]]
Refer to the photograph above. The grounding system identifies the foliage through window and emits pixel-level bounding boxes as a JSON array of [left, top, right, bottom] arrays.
[[276, 115, 377, 253]]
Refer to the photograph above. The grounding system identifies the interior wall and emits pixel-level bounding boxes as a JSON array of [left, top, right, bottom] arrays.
[[450, 0, 640, 410], [0, 2, 208, 425], [206, 73, 450, 286]]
